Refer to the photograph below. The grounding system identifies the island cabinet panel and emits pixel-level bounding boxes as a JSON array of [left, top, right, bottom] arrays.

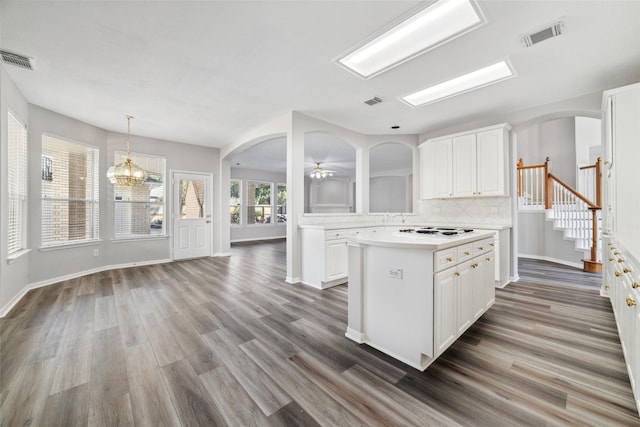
[[456, 261, 474, 335], [434, 269, 457, 355]]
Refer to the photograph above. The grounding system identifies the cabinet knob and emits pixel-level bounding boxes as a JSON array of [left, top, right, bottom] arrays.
[[490, 243, 494, 247], [609, 257, 615, 262], [624, 268, 632, 274], [615, 271, 622, 277], [454, 272, 461, 276], [486, 257, 491, 261], [618, 259, 625, 263], [608, 242, 614, 246], [447, 257, 453, 262], [471, 263, 479, 268], [627, 297, 637, 307], [464, 251, 470, 255], [614, 251, 620, 255], [479, 247, 484, 251], [633, 282, 639, 289], [605, 284, 610, 290]]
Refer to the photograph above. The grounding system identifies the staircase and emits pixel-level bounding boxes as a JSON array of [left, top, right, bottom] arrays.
[[517, 157, 602, 272]]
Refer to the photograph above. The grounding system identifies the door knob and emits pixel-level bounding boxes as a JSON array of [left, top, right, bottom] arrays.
[[205, 220, 211, 223]]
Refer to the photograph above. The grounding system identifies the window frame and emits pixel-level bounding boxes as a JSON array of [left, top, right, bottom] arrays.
[[246, 180, 273, 225], [112, 150, 167, 240], [276, 182, 287, 224], [230, 178, 242, 226], [41, 133, 100, 248], [7, 110, 28, 257]]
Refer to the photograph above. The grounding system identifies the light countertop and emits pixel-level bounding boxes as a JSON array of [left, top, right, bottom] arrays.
[[347, 229, 496, 251]]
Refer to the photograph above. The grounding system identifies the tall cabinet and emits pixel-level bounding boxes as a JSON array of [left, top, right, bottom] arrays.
[[602, 82, 640, 413]]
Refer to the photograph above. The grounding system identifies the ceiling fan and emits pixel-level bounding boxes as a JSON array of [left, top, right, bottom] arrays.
[[308, 162, 336, 179]]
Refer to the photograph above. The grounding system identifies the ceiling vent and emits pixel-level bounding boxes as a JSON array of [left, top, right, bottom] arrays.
[[364, 96, 383, 106], [0, 50, 34, 70], [522, 21, 564, 47]]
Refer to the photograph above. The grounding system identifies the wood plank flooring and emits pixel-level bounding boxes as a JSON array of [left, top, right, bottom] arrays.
[[1, 240, 638, 426]]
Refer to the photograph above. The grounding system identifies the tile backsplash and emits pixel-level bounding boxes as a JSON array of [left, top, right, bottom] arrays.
[[419, 197, 512, 226]]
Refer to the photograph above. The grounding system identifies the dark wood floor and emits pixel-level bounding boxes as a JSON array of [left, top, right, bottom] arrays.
[[1, 240, 638, 426]]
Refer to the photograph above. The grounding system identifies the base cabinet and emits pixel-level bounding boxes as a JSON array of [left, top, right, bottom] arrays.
[[434, 238, 495, 357], [301, 228, 349, 289]]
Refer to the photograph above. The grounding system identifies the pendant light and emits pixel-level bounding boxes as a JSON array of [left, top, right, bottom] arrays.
[[107, 115, 146, 187]]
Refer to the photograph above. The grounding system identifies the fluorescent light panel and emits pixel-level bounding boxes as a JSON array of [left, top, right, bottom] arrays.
[[337, 0, 486, 79], [401, 60, 516, 107]]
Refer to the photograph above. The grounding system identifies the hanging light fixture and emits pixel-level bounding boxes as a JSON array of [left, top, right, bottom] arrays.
[[309, 162, 334, 179], [107, 115, 147, 187]]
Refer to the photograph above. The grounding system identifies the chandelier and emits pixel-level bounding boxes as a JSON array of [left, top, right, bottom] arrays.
[[107, 115, 146, 187], [309, 162, 334, 179]]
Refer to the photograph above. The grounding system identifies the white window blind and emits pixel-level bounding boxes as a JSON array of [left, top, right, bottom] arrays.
[[113, 151, 166, 239], [41, 134, 99, 246], [276, 183, 287, 223], [8, 111, 28, 254]]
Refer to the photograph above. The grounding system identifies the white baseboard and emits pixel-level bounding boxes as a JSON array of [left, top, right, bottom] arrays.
[[0, 258, 172, 318], [230, 236, 286, 243], [518, 254, 582, 270], [212, 252, 231, 257], [285, 276, 301, 284], [345, 327, 365, 344]]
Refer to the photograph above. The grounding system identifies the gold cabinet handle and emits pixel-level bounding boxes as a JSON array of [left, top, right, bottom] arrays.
[[608, 242, 613, 246], [624, 268, 632, 274], [471, 263, 479, 268], [627, 297, 637, 307], [618, 259, 625, 263], [605, 284, 610, 290], [633, 282, 639, 289], [486, 257, 491, 261], [447, 257, 453, 262], [464, 251, 470, 255], [615, 271, 622, 277], [609, 257, 615, 262], [479, 247, 484, 250], [614, 251, 620, 255], [490, 243, 494, 247]]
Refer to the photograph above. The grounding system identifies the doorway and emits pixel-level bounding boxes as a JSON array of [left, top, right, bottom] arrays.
[[172, 171, 212, 260]]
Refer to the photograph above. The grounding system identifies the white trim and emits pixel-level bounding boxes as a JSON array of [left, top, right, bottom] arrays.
[[230, 236, 286, 244], [518, 254, 582, 270], [7, 248, 31, 264], [111, 235, 169, 243], [345, 327, 365, 343], [0, 258, 172, 318], [285, 276, 301, 284], [40, 239, 102, 251], [212, 252, 231, 257]]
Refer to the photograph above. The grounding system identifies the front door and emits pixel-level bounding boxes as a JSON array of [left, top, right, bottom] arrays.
[[172, 171, 212, 260]]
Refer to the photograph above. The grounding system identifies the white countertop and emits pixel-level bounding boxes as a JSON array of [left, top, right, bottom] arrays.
[[299, 222, 510, 231], [347, 229, 496, 251]]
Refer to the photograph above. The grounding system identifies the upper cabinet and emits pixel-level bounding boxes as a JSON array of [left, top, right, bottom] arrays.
[[420, 124, 511, 199]]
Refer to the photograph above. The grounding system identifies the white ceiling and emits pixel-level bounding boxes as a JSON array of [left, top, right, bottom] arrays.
[[2, 1, 640, 152]]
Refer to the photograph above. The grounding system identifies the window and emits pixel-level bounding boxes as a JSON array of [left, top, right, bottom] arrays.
[[114, 151, 166, 239], [8, 111, 28, 255], [276, 183, 287, 223], [247, 180, 272, 224], [41, 134, 99, 247], [230, 179, 241, 225]]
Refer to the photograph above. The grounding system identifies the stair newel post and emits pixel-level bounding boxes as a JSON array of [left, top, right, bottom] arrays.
[[544, 157, 552, 209], [517, 158, 524, 197], [595, 157, 602, 208]]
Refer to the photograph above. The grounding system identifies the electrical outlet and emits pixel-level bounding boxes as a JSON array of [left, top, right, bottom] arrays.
[[388, 268, 403, 279], [93, 248, 99, 257]]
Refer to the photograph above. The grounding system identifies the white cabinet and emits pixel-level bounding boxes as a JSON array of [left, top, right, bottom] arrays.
[[301, 228, 349, 289], [433, 237, 495, 357], [420, 123, 510, 199]]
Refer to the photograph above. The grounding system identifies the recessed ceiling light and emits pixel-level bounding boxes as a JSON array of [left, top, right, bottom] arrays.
[[335, 0, 486, 79], [401, 60, 516, 108]]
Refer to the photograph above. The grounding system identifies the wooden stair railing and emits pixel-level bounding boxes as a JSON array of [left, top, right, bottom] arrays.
[[517, 157, 602, 273]]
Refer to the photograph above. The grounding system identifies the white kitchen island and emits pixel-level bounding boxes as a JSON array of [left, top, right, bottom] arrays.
[[346, 228, 496, 371]]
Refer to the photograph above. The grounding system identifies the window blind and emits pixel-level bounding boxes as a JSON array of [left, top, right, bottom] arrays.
[[230, 179, 241, 225], [113, 151, 165, 238], [247, 180, 272, 224], [41, 134, 99, 246], [8, 111, 28, 254]]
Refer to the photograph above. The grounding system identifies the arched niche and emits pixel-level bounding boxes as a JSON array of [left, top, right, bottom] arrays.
[[369, 142, 413, 213], [304, 131, 357, 214]]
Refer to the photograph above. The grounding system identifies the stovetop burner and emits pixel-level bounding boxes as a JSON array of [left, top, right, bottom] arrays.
[[397, 226, 475, 237]]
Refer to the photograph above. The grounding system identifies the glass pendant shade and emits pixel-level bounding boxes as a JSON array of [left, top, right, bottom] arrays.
[[108, 115, 146, 187]]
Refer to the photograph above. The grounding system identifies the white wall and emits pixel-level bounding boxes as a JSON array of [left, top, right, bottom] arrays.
[[1, 100, 220, 315], [575, 116, 602, 165], [518, 211, 583, 268], [230, 168, 286, 242]]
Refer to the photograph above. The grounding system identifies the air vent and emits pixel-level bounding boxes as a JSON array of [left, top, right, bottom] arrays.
[[364, 96, 383, 106], [0, 50, 33, 70], [522, 22, 563, 47]]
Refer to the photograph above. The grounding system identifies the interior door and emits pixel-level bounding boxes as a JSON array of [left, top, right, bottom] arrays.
[[173, 172, 212, 260]]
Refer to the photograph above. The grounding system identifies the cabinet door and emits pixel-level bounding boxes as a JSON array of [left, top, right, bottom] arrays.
[[434, 268, 457, 355], [432, 139, 453, 198], [452, 134, 476, 197], [326, 239, 348, 281], [483, 252, 496, 310], [471, 258, 485, 320], [456, 261, 473, 335], [476, 128, 507, 196], [419, 143, 434, 199]]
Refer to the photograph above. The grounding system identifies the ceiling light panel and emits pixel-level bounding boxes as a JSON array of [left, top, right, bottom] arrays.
[[336, 0, 486, 79], [401, 60, 516, 108]]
